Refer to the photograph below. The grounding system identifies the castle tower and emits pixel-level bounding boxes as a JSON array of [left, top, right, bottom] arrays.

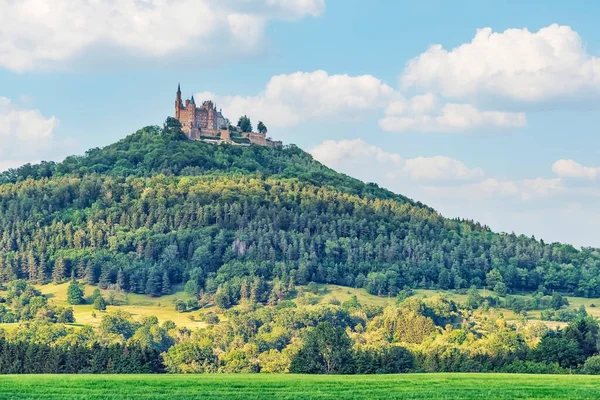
[[175, 83, 183, 120]]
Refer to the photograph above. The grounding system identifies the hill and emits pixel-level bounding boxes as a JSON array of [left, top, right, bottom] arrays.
[[0, 119, 598, 304]]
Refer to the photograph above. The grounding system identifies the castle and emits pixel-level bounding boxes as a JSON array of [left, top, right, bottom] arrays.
[[175, 84, 281, 147]]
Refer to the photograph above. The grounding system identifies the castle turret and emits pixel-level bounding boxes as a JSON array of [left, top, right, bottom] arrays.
[[175, 83, 183, 119]]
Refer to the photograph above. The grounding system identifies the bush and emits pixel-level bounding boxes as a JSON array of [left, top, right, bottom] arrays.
[[93, 295, 107, 311], [583, 355, 600, 374], [500, 360, 565, 374], [306, 282, 319, 295]]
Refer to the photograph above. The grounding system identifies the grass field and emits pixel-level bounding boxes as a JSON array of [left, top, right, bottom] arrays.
[[0, 373, 599, 399]]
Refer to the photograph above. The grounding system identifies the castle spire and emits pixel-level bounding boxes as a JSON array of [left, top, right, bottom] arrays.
[[177, 83, 181, 93], [190, 95, 195, 105]]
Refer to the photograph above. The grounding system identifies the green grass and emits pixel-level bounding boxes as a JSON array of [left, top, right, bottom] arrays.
[[31, 283, 210, 329], [0, 374, 599, 399]]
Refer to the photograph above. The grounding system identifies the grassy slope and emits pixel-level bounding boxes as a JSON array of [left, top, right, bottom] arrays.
[[0, 374, 599, 399], [0, 283, 208, 331], [2, 282, 597, 332]]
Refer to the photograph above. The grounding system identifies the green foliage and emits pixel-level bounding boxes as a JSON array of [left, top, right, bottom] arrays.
[[551, 293, 569, 310], [583, 355, 600, 374], [237, 116, 253, 133], [93, 295, 107, 311], [257, 121, 267, 134], [529, 335, 585, 368], [100, 310, 139, 339], [290, 322, 355, 374], [466, 287, 482, 309], [67, 281, 84, 305]]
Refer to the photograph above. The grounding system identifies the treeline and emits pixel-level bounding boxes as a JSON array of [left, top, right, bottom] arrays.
[[0, 121, 597, 297], [0, 341, 163, 374], [3, 293, 600, 375]]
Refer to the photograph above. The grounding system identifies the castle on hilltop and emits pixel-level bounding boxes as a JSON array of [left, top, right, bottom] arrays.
[[175, 84, 281, 147]]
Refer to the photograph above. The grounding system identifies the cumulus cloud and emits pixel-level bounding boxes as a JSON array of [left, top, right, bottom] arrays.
[[552, 159, 600, 180], [379, 101, 526, 133], [311, 139, 483, 182], [0, 96, 69, 171], [197, 70, 397, 127], [401, 156, 484, 181], [0, 0, 326, 72], [422, 177, 563, 201], [401, 24, 600, 103]]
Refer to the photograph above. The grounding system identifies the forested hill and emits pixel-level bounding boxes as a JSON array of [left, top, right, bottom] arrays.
[[0, 121, 599, 300], [0, 122, 415, 206]]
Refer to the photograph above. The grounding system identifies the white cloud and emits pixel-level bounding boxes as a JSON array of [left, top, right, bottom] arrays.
[[0, 0, 325, 72], [197, 70, 397, 127], [401, 24, 600, 103], [379, 101, 526, 133], [311, 139, 483, 182], [552, 159, 600, 180], [0, 96, 70, 171], [422, 177, 563, 201], [401, 156, 484, 181], [311, 139, 402, 167]]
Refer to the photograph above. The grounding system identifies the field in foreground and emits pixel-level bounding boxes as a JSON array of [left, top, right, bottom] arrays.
[[1, 374, 599, 400]]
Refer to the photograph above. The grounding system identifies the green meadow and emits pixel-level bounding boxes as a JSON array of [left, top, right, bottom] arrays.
[[0, 374, 599, 400]]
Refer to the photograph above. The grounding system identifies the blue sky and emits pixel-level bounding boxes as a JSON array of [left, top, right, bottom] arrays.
[[1, 0, 599, 247]]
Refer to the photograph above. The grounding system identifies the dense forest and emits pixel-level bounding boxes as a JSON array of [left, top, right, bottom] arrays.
[[0, 119, 599, 300]]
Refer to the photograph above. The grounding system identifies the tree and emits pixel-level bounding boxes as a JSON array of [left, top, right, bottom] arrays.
[[530, 335, 584, 368], [237, 115, 253, 133], [94, 295, 107, 311], [99, 310, 138, 339], [486, 269, 504, 290], [583, 355, 600, 374], [290, 322, 355, 374], [564, 317, 599, 357], [52, 258, 66, 283], [257, 121, 267, 134], [116, 269, 125, 291], [163, 117, 185, 139], [184, 279, 199, 298], [145, 269, 162, 297], [57, 308, 75, 323], [465, 287, 482, 309], [494, 281, 508, 297], [161, 271, 171, 295], [551, 292, 569, 310], [174, 300, 187, 313], [67, 281, 84, 305]]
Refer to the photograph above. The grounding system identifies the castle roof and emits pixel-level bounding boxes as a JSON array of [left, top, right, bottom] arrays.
[[190, 95, 195, 104]]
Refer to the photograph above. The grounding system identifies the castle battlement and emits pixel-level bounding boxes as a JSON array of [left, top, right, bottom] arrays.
[[175, 84, 281, 148]]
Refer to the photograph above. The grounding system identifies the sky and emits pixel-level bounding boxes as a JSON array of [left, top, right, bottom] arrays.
[[1, 0, 599, 247]]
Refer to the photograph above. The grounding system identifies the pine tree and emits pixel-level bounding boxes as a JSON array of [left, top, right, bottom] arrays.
[[67, 280, 84, 305], [116, 269, 125, 291], [85, 261, 95, 285], [77, 259, 86, 280], [161, 271, 171, 295], [52, 258, 66, 283], [98, 265, 110, 289], [27, 252, 37, 282], [37, 256, 47, 283], [145, 269, 161, 297], [240, 279, 249, 301]]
